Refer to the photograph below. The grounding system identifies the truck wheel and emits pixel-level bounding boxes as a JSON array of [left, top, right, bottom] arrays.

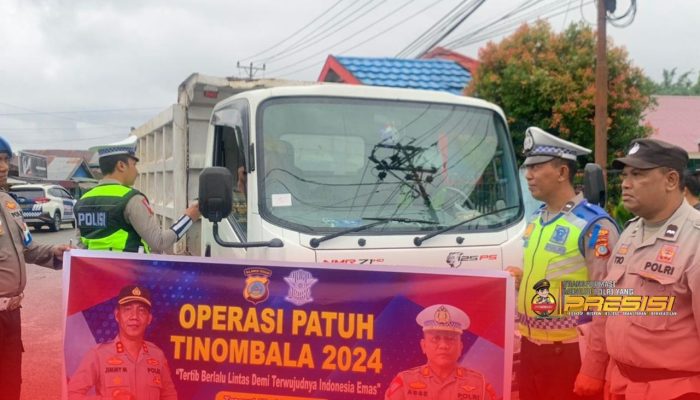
[[50, 212, 61, 232]]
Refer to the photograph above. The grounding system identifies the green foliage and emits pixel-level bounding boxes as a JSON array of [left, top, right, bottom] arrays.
[[653, 68, 700, 95], [466, 21, 655, 166]]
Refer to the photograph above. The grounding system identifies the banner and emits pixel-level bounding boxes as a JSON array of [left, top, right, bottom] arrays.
[[18, 151, 48, 179], [63, 250, 513, 400]]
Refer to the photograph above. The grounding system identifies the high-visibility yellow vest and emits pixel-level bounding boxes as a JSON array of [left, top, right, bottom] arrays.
[[517, 201, 616, 341], [75, 184, 151, 253]]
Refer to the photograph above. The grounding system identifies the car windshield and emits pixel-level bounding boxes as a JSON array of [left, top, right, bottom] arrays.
[[258, 96, 522, 234], [10, 188, 44, 200]]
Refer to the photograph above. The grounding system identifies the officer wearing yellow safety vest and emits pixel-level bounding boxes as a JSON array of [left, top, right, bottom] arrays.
[[75, 136, 200, 253], [507, 127, 620, 400]]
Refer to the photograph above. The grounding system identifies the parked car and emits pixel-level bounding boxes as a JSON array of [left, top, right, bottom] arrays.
[[10, 184, 76, 231]]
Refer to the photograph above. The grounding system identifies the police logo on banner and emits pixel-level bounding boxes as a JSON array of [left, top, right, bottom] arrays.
[[243, 267, 272, 304], [284, 269, 318, 306]]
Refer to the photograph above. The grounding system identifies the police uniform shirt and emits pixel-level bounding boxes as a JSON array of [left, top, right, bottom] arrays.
[[582, 201, 700, 400], [67, 338, 177, 400], [75, 178, 181, 253], [0, 190, 57, 296], [385, 364, 496, 400]]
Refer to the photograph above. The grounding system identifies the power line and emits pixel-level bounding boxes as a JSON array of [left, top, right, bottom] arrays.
[[416, 0, 487, 57], [256, 0, 375, 64], [260, 0, 386, 65], [607, 0, 636, 28], [396, 0, 476, 58], [274, 0, 443, 75], [441, 0, 550, 48], [266, 0, 422, 75], [445, 0, 594, 50], [238, 0, 346, 62]]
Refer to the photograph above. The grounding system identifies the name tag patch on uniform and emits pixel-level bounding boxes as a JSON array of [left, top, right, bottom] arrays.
[[77, 211, 107, 228], [5, 201, 17, 210], [147, 358, 160, 367], [545, 243, 567, 254], [656, 244, 677, 264]]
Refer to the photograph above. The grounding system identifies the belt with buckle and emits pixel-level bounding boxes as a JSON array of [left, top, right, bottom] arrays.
[[525, 336, 579, 346], [0, 293, 24, 311], [616, 361, 700, 382]]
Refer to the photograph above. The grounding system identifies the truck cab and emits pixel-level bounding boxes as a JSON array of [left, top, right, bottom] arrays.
[[200, 84, 526, 270]]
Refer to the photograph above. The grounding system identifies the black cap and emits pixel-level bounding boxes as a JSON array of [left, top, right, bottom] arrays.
[[117, 285, 152, 307], [612, 139, 688, 171], [533, 278, 550, 291]]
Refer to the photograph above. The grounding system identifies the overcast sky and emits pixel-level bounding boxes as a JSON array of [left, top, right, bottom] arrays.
[[1, 0, 698, 151]]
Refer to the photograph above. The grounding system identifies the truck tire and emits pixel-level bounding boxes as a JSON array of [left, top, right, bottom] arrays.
[[50, 212, 61, 232]]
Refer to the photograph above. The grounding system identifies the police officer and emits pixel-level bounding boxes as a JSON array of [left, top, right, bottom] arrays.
[[67, 285, 177, 400], [683, 170, 700, 210], [509, 127, 620, 400], [75, 136, 200, 253], [385, 304, 496, 400], [0, 136, 71, 400], [576, 139, 700, 400]]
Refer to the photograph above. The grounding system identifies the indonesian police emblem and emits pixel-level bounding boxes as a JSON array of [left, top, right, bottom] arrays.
[[283, 269, 318, 306], [243, 268, 272, 304]]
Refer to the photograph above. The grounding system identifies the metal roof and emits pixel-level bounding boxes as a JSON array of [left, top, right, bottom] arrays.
[[333, 56, 471, 94], [47, 157, 92, 180]]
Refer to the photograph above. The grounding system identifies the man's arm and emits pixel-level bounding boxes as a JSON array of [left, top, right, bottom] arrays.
[[24, 240, 69, 270], [574, 218, 619, 395], [124, 195, 199, 253]]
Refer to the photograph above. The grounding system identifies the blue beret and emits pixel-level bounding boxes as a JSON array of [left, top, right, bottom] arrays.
[[0, 136, 12, 157]]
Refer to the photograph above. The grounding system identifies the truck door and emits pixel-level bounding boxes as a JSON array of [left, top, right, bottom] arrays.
[[210, 100, 250, 255]]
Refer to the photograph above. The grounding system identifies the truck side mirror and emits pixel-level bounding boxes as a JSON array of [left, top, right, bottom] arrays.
[[199, 167, 233, 223], [583, 163, 606, 207]]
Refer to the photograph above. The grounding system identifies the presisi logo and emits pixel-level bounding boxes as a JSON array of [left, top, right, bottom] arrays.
[[446, 252, 498, 268]]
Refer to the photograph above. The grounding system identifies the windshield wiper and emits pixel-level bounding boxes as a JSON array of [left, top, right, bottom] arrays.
[[413, 206, 520, 247], [309, 217, 438, 248]]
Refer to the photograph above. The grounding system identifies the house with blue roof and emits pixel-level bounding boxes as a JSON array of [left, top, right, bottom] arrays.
[[317, 51, 475, 95]]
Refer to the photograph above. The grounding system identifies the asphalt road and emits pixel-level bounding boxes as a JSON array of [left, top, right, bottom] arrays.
[[21, 225, 74, 400]]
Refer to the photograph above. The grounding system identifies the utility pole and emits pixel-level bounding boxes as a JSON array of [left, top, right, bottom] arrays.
[[236, 62, 266, 80], [594, 0, 608, 169]]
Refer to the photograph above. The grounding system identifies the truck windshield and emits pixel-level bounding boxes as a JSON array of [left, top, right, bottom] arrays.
[[258, 96, 522, 234]]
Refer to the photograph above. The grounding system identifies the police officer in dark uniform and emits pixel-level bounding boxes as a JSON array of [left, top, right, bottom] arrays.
[[0, 135, 71, 400], [75, 136, 200, 253]]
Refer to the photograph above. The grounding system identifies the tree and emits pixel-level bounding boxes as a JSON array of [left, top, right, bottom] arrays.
[[466, 21, 655, 165], [653, 68, 700, 95]]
